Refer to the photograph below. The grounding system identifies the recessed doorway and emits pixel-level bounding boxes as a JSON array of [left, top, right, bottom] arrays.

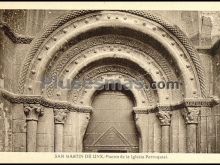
[[83, 87, 139, 153]]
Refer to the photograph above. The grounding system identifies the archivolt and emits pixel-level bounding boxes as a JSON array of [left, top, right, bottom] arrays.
[[67, 64, 158, 107], [17, 10, 207, 98], [44, 35, 179, 96]]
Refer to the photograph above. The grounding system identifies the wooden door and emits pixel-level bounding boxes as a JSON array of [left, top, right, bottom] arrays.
[[83, 90, 139, 153]]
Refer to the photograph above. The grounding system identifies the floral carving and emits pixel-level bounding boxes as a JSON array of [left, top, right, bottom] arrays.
[[24, 104, 44, 121]]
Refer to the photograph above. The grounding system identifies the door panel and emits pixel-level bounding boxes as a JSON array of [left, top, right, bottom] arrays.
[[83, 90, 139, 152]]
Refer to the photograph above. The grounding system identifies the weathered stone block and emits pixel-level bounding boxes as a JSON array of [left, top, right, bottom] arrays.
[[12, 104, 25, 120], [12, 132, 26, 149], [12, 119, 26, 133]]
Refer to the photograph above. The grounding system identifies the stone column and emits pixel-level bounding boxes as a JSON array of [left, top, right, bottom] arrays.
[[134, 113, 145, 153], [77, 112, 90, 152], [133, 107, 153, 153], [182, 107, 200, 153], [54, 108, 68, 152], [156, 110, 172, 153], [24, 104, 44, 152]]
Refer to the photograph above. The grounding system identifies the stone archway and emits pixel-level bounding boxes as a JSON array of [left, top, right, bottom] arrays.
[[64, 58, 160, 152], [83, 84, 139, 153], [1, 10, 219, 153]]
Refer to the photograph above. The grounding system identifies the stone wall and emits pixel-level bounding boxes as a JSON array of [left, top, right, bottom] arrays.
[[0, 10, 220, 152]]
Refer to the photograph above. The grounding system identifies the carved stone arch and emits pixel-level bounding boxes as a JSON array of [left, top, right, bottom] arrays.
[[83, 77, 142, 107], [11, 10, 217, 153], [44, 36, 182, 105], [18, 10, 207, 99], [67, 63, 158, 107], [60, 53, 174, 103], [71, 74, 156, 108]]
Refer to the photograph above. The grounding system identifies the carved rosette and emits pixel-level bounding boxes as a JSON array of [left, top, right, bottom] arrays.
[[181, 107, 200, 124], [24, 104, 44, 121], [156, 111, 172, 126], [54, 108, 69, 124]]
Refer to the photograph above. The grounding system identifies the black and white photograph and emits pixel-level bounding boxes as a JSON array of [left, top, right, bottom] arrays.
[[0, 1, 220, 163]]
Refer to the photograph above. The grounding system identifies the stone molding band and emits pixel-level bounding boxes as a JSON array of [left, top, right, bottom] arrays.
[[0, 89, 92, 113], [1, 89, 218, 114], [0, 21, 33, 44], [184, 97, 220, 107], [133, 97, 220, 114]]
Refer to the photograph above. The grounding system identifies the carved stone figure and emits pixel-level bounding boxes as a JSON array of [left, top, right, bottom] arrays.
[[156, 111, 172, 126], [181, 107, 200, 124], [54, 108, 68, 124]]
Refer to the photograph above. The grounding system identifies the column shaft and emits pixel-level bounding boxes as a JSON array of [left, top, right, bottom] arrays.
[[77, 113, 90, 152], [186, 124, 197, 153], [161, 125, 170, 153], [156, 109, 172, 153], [24, 104, 43, 152], [54, 109, 68, 152], [26, 120, 38, 152], [54, 124, 64, 152], [182, 107, 200, 153]]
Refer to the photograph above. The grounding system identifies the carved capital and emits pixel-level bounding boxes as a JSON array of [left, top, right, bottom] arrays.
[[54, 109, 69, 124], [156, 111, 172, 126], [24, 104, 44, 121], [181, 107, 200, 124]]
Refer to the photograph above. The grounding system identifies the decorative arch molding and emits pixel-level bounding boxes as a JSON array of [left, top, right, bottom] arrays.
[[17, 10, 207, 98], [48, 52, 176, 104], [2, 10, 219, 153], [42, 35, 182, 105], [68, 64, 158, 106], [69, 72, 157, 107]]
